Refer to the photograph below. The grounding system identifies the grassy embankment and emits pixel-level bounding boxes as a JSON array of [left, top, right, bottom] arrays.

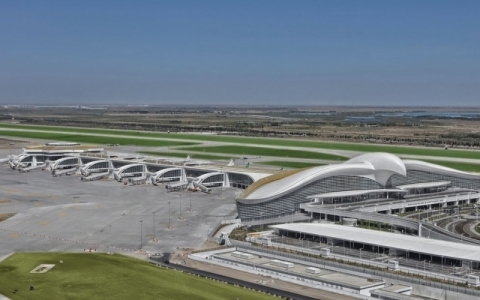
[[0, 130, 197, 147], [140, 151, 234, 160], [0, 253, 275, 300], [2, 124, 480, 160], [423, 160, 480, 173], [258, 161, 325, 169]]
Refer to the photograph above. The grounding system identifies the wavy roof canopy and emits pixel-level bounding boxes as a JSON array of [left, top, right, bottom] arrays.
[[344, 153, 406, 186], [237, 152, 480, 204], [403, 159, 480, 180]]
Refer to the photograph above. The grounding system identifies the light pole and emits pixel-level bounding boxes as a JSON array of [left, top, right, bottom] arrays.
[[334, 199, 337, 223], [140, 220, 143, 250], [168, 202, 171, 229], [359, 248, 363, 260], [220, 167, 223, 198], [189, 191, 192, 212], [152, 212, 156, 242], [179, 195, 182, 220], [425, 227, 431, 238]]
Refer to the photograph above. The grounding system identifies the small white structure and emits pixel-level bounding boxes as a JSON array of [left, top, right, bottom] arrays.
[[232, 251, 254, 260], [320, 248, 331, 257], [305, 267, 321, 274], [270, 259, 294, 269], [387, 260, 399, 271], [343, 217, 357, 227], [468, 275, 480, 287], [30, 264, 55, 274]]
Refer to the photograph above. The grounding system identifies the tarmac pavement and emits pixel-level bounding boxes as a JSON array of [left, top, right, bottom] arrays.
[[0, 165, 238, 258]]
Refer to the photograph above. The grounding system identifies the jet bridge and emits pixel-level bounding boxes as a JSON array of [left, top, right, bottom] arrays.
[[18, 161, 47, 173], [9, 154, 47, 172], [8, 154, 32, 170], [53, 167, 79, 177], [166, 180, 190, 192]]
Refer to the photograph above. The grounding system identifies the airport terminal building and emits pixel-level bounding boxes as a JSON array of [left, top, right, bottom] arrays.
[[236, 153, 480, 222]]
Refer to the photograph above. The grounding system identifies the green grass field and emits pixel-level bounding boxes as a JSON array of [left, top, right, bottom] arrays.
[[0, 253, 275, 300], [140, 151, 235, 160], [259, 161, 325, 169], [423, 160, 480, 173], [181, 145, 347, 161], [1, 123, 480, 159], [0, 130, 197, 147]]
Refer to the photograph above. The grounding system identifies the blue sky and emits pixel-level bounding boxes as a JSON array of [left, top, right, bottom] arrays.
[[1, 1, 479, 106]]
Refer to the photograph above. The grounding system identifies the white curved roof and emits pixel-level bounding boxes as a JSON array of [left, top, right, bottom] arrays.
[[116, 163, 146, 173], [51, 156, 81, 168], [238, 152, 480, 204], [196, 171, 223, 180], [241, 162, 376, 202], [151, 167, 183, 176], [403, 159, 480, 180], [344, 153, 406, 186], [272, 223, 480, 262], [396, 181, 451, 190], [83, 159, 110, 169], [306, 189, 407, 199]]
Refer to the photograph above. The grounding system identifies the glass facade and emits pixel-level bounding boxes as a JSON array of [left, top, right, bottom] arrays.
[[203, 174, 224, 183], [237, 175, 383, 221], [162, 169, 182, 178], [90, 161, 110, 170], [387, 170, 480, 190], [122, 165, 144, 174], [59, 158, 79, 166], [228, 173, 254, 189]]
